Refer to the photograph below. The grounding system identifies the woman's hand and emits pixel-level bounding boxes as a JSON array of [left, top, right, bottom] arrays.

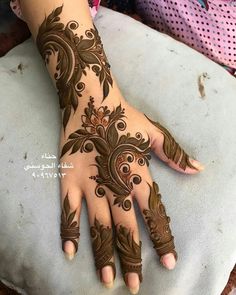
[[20, 0, 204, 293], [59, 93, 203, 294]]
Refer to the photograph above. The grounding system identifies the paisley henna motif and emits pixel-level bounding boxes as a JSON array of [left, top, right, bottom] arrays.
[[61, 97, 151, 211], [146, 116, 196, 171], [90, 218, 116, 279], [36, 5, 113, 130], [143, 182, 177, 259], [115, 225, 142, 282], [60, 193, 80, 253]]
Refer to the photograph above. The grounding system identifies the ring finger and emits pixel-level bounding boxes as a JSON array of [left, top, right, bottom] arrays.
[[134, 171, 178, 270], [85, 186, 116, 289]]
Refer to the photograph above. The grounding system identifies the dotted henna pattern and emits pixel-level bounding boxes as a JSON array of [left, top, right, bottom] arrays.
[[143, 182, 177, 259], [36, 5, 113, 130], [60, 193, 80, 253], [61, 97, 151, 211]]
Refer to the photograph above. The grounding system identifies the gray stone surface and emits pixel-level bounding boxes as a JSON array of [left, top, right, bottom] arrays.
[[0, 7, 236, 295]]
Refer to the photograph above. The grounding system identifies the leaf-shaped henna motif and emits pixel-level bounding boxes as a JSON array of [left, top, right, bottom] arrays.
[[143, 182, 177, 259], [36, 5, 113, 130], [146, 116, 196, 171], [90, 218, 116, 279], [60, 193, 80, 253], [116, 225, 142, 282], [61, 97, 151, 211]]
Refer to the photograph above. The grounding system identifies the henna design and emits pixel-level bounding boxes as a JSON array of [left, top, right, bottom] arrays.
[[61, 97, 151, 211], [90, 218, 116, 279], [60, 193, 80, 253], [146, 116, 196, 171], [116, 225, 142, 282], [143, 182, 177, 260], [36, 5, 113, 130]]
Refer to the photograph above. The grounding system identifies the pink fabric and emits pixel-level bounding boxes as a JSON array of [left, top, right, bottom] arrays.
[[136, 0, 236, 69], [10, 0, 101, 20]]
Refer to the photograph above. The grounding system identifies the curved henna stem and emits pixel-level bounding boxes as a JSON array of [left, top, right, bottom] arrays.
[[36, 5, 113, 130], [61, 97, 151, 211]]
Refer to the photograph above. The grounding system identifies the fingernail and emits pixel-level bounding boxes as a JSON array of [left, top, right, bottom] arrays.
[[160, 253, 176, 270], [190, 159, 205, 171], [64, 252, 75, 260], [101, 266, 114, 288], [63, 241, 75, 260], [127, 273, 140, 294]]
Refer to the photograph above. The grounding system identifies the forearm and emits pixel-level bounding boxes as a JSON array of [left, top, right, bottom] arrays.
[[20, 0, 123, 130]]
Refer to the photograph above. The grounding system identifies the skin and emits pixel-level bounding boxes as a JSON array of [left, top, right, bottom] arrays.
[[20, 0, 204, 293], [143, 182, 178, 260], [36, 5, 113, 130], [90, 218, 116, 282], [60, 192, 80, 253]]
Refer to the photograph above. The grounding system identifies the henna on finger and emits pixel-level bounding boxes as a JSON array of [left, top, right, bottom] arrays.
[[36, 5, 113, 130], [60, 193, 80, 253], [146, 116, 196, 171], [143, 182, 178, 260], [90, 218, 116, 280], [61, 97, 151, 211], [115, 225, 143, 283]]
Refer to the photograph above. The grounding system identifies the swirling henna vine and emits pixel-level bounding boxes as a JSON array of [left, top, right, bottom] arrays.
[[60, 97, 151, 211], [60, 193, 80, 253], [116, 225, 142, 282], [90, 218, 116, 279], [36, 5, 113, 130], [143, 182, 177, 260], [146, 116, 196, 171]]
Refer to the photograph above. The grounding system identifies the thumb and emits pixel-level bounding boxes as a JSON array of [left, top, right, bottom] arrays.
[[145, 115, 204, 174]]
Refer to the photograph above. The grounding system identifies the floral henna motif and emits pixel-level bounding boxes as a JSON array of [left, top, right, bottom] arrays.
[[115, 225, 142, 282], [146, 116, 196, 171], [36, 5, 113, 130], [143, 182, 177, 260], [60, 193, 80, 253], [61, 97, 151, 211], [90, 218, 116, 279]]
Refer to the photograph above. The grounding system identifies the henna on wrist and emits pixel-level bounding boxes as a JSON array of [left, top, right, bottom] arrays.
[[143, 182, 178, 260], [90, 218, 116, 280], [146, 116, 196, 171], [115, 225, 143, 283], [36, 5, 113, 130], [60, 193, 80, 253]]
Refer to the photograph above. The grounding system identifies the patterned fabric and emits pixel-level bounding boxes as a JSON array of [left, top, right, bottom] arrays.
[[10, 0, 101, 20], [135, 0, 236, 72], [197, 0, 209, 10]]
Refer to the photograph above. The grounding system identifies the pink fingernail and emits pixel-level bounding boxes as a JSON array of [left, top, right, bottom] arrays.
[[191, 159, 205, 171]]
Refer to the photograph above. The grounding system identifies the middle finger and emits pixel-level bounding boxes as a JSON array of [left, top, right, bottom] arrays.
[[107, 192, 142, 294]]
